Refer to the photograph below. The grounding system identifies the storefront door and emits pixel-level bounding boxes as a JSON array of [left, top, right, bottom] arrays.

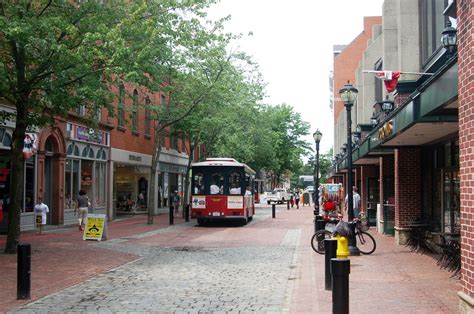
[[44, 155, 53, 224]]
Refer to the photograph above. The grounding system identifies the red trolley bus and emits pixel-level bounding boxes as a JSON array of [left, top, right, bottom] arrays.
[[190, 158, 255, 225]]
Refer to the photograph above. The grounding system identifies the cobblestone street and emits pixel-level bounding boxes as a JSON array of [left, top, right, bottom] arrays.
[[10, 207, 301, 313]]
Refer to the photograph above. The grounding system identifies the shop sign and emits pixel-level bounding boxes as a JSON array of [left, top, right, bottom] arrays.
[[227, 196, 243, 209], [77, 126, 104, 144], [129, 154, 142, 162], [192, 196, 206, 209], [378, 120, 393, 141], [83, 214, 108, 241]]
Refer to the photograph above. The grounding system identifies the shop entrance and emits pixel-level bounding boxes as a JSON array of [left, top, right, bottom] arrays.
[[44, 138, 54, 225], [138, 177, 148, 210]]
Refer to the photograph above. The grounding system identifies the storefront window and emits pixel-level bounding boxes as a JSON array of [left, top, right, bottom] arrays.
[[95, 162, 106, 207], [65, 159, 80, 209]]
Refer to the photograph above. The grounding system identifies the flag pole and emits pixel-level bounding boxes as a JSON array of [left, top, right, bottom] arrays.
[[362, 70, 434, 76]]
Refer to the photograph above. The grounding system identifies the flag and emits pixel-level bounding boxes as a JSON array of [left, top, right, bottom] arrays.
[[23, 133, 38, 159], [374, 71, 401, 93]]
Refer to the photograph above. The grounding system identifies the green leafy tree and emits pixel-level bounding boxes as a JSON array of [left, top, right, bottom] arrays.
[[0, 0, 222, 252]]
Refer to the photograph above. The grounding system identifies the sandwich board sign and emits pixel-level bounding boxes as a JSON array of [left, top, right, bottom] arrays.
[[83, 214, 108, 241]]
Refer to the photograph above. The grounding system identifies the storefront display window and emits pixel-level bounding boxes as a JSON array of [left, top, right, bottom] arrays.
[[66, 142, 108, 209]]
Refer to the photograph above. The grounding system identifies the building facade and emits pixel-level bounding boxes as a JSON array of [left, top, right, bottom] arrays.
[[330, 0, 474, 311], [0, 82, 194, 232]]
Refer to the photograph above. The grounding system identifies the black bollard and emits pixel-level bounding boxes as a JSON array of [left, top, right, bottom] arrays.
[[185, 204, 190, 222], [169, 205, 174, 225], [17, 243, 31, 300], [324, 239, 337, 291], [272, 204, 276, 218], [287, 200, 290, 210], [331, 258, 350, 314]]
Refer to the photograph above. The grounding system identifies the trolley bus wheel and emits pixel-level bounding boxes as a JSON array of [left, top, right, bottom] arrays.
[[197, 218, 205, 226]]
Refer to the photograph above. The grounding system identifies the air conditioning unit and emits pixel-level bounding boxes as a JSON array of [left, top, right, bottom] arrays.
[[66, 130, 72, 138]]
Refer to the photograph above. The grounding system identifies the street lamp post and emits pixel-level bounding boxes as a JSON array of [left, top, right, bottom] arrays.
[[313, 129, 322, 232], [339, 81, 360, 256]]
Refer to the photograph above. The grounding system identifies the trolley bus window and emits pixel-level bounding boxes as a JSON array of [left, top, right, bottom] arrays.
[[210, 173, 224, 195], [229, 171, 242, 195], [193, 172, 205, 195]]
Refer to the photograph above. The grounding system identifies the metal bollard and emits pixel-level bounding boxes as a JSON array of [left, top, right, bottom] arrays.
[[272, 204, 276, 218], [287, 200, 290, 210], [331, 258, 350, 314], [169, 205, 174, 225], [17, 243, 31, 300], [324, 239, 337, 291], [185, 204, 190, 222]]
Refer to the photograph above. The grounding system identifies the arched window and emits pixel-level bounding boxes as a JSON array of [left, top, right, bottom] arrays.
[[82, 146, 89, 157], [101, 150, 106, 160], [88, 147, 94, 159], [74, 145, 80, 156], [118, 83, 125, 127], [67, 144, 74, 155], [45, 138, 53, 153], [132, 89, 139, 132]]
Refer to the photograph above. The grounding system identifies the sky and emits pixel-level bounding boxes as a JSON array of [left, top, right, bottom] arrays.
[[206, 0, 384, 155]]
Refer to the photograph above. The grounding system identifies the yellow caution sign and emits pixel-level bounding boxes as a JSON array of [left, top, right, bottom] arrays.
[[83, 214, 107, 241]]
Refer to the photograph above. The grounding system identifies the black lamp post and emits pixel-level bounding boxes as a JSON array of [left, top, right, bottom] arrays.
[[339, 81, 360, 256], [441, 20, 457, 57], [313, 129, 322, 231]]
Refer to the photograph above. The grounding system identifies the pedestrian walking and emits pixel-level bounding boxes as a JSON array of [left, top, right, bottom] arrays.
[[172, 190, 180, 218], [345, 186, 361, 219], [34, 197, 49, 234], [76, 190, 90, 231], [295, 191, 300, 209], [290, 192, 294, 208]]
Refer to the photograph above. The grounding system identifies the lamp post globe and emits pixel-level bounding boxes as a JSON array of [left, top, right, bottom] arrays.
[[441, 20, 457, 56], [339, 81, 360, 256]]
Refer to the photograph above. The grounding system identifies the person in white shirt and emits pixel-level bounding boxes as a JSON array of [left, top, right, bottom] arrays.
[[229, 183, 241, 195], [210, 183, 221, 195], [34, 197, 49, 234], [345, 186, 361, 218]]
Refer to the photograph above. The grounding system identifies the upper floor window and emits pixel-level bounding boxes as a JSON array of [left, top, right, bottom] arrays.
[[144, 96, 151, 136], [76, 104, 86, 116], [132, 89, 139, 132], [421, 0, 449, 65], [118, 84, 125, 127]]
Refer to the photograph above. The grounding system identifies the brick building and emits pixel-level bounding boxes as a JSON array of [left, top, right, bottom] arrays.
[[0, 82, 193, 232], [329, 0, 474, 311]]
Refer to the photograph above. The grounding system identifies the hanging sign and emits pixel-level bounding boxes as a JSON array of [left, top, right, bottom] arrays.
[[83, 214, 108, 241]]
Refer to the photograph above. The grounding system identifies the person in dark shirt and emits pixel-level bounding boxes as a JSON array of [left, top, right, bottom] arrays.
[[76, 190, 89, 231]]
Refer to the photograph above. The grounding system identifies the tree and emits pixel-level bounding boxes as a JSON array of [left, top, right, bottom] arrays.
[[0, 0, 221, 253]]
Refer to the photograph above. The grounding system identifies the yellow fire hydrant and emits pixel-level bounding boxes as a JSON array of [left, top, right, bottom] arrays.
[[335, 235, 350, 258]]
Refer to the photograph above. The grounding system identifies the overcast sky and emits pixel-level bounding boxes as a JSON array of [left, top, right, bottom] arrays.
[[207, 0, 384, 155]]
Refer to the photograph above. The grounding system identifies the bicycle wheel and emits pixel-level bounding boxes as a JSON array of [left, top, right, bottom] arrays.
[[357, 231, 376, 254], [311, 230, 332, 254]]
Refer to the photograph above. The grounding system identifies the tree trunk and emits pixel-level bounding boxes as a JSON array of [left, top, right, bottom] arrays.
[[183, 143, 195, 214], [148, 128, 163, 224], [4, 100, 28, 254]]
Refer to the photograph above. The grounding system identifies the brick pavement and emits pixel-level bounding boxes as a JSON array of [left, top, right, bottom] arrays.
[[0, 212, 188, 313], [0, 205, 462, 313]]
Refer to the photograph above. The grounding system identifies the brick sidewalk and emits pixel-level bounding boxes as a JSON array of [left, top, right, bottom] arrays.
[[0, 213, 187, 313]]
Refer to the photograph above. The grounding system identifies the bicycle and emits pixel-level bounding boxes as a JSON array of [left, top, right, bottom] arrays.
[[311, 218, 376, 255]]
